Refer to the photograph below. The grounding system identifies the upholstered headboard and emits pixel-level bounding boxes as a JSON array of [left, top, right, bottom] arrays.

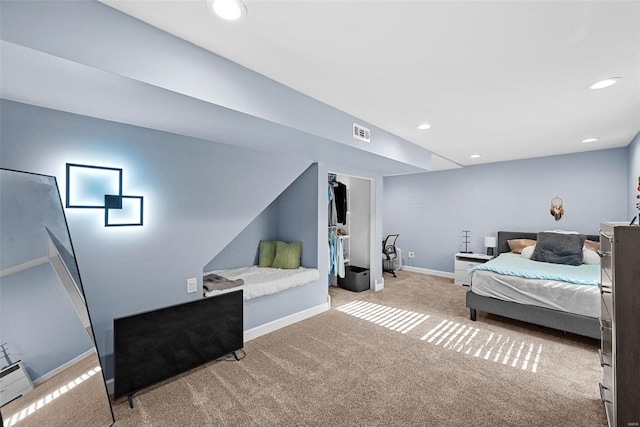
[[496, 231, 600, 255]]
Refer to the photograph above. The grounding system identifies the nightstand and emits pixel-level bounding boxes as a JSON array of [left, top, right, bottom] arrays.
[[454, 253, 493, 286], [0, 360, 33, 406]]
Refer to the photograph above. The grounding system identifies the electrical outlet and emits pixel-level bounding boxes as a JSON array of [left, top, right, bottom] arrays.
[[408, 251, 415, 259], [186, 278, 197, 294]]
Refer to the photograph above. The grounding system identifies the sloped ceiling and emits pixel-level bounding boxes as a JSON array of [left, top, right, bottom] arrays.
[[101, 0, 640, 169], [0, 1, 435, 176]]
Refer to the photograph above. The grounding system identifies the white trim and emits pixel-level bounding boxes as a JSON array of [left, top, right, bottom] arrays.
[[369, 176, 376, 290], [33, 348, 96, 386], [401, 265, 454, 279], [244, 301, 329, 342], [0, 257, 48, 278], [106, 378, 114, 395]]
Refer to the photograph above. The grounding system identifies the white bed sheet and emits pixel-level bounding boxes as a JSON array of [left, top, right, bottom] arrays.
[[470, 269, 600, 318], [203, 265, 320, 301]]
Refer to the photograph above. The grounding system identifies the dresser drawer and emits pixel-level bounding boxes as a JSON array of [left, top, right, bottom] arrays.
[[455, 260, 481, 270], [0, 361, 34, 406], [454, 254, 490, 286], [0, 375, 33, 405], [454, 269, 471, 285], [0, 364, 26, 384], [599, 233, 612, 283], [600, 318, 612, 358], [602, 364, 612, 391], [600, 292, 612, 322]]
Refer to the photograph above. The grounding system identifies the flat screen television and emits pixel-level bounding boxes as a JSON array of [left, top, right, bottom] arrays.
[[113, 290, 243, 403]]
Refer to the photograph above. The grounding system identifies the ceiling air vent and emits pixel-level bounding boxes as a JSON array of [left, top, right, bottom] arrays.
[[353, 123, 371, 143]]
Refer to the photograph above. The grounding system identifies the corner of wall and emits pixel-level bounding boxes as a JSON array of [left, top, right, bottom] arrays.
[[205, 162, 318, 271], [627, 131, 640, 220]]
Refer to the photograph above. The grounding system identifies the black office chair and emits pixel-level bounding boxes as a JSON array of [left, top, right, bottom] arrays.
[[382, 234, 399, 277]]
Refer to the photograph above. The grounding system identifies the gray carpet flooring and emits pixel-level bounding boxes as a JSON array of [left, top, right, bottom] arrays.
[[111, 271, 607, 426], [1, 351, 113, 427]]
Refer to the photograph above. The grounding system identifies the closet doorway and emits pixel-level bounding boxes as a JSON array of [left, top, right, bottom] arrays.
[[328, 172, 374, 289]]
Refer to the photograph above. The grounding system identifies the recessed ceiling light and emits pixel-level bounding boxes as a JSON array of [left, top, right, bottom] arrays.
[[588, 77, 621, 90], [470, 154, 481, 159], [208, 0, 247, 21], [581, 137, 599, 143], [417, 123, 432, 130]]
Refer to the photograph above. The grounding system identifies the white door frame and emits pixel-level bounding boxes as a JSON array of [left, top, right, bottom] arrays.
[[329, 171, 376, 290]]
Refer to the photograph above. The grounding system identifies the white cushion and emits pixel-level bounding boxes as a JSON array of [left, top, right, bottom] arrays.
[[521, 245, 535, 259], [583, 249, 600, 265]]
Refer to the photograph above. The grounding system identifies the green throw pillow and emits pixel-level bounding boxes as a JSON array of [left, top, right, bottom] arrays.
[[258, 240, 278, 267], [271, 241, 303, 269]]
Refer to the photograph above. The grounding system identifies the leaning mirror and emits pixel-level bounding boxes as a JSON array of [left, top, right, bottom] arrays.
[[0, 168, 114, 427]]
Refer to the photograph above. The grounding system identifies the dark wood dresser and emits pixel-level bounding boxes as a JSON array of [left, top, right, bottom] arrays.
[[599, 222, 640, 427]]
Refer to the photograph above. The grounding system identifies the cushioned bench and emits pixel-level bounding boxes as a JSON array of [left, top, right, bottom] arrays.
[[203, 265, 320, 300]]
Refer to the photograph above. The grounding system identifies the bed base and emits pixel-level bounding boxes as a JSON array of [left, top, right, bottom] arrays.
[[466, 290, 600, 339]]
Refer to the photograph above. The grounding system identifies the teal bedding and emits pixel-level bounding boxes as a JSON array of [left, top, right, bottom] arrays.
[[468, 253, 599, 286]]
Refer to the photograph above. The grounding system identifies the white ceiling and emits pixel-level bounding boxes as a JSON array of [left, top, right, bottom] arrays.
[[102, 1, 639, 170]]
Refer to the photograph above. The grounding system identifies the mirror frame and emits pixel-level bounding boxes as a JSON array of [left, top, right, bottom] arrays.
[[0, 167, 114, 426]]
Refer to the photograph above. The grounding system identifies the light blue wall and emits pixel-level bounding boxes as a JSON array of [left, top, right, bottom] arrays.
[[274, 164, 319, 269], [0, 100, 317, 379], [204, 163, 319, 271], [0, 172, 73, 271], [627, 132, 640, 220], [384, 148, 628, 273], [0, 263, 93, 381], [203, 204, 280, 271]]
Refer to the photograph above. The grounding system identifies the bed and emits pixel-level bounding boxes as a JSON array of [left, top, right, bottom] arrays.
[[203, 265, 320, 300], [465, 231, 601, 339]]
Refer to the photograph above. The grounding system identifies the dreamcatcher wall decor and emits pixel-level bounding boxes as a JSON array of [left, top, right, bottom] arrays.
[[550, 196, 564, 221]]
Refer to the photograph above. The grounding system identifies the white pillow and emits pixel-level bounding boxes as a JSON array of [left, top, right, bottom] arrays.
[[521, 245, 535, 259], [544, 230, 579, 234], [583, 249, 600, 265]]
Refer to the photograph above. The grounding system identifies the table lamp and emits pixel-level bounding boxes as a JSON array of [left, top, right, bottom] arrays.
[[484, 236, 497, 256]]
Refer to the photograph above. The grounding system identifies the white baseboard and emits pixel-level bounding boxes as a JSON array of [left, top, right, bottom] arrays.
[[0, 256, 48, 278], [401, 266, 454, 279], [244, 301, 330, 342], [373, 277, 384, 291], [33, 348, 96, 386]]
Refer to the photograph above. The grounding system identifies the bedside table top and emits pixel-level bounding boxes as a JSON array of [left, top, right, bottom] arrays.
[[455, 252, 494, 261]]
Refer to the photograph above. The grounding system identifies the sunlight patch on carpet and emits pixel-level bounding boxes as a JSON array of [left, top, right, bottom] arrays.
[[336, 300, 543, 373], [420, 320, 543, 373], [336, 301, 429, 334], [3, 366, 102, 427]]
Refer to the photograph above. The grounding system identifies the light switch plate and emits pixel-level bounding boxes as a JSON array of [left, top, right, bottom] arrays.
[[186, 278, 197, 294]]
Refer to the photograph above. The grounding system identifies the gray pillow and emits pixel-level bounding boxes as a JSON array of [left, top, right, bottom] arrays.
[[531, 232, 586, 266]]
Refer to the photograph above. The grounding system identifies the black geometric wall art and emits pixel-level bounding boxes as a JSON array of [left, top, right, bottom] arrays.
[[105, 195, 144, 227], [66, 163, 122, 208], [66, 163, 143, 227]]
